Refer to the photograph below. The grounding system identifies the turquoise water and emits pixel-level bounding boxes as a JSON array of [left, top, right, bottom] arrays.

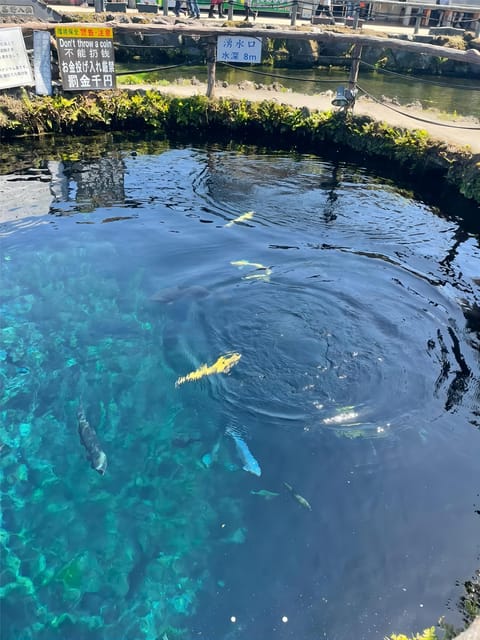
[[1, 139, 480, 640]]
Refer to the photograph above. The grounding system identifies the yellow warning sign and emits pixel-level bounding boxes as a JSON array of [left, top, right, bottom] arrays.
[[55, 26, 113, 39]]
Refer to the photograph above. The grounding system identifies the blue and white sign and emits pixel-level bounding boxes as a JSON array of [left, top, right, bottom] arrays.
[[217, 35, 262, 64], [34, 30, 52, 96]]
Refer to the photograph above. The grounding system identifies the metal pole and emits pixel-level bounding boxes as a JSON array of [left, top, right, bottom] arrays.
[[206, 38, 216, 98], [476, 19, 480, 38], [291, 0, 298, 26], [162, 0, 169, 16], [228, 0, 233, 20], [94, 0, 105, 13]]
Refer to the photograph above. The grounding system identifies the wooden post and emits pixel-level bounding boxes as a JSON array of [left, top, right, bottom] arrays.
[[206, 38, 216, 98], [348, 43, 362, 93]]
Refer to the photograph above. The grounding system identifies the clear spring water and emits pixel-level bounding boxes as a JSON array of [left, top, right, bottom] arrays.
[[1, 138, 479, 640]]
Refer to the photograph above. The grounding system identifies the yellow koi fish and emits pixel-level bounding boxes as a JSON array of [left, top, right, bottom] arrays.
[[231, 260, 272, 281], [175, 352, 241, 387], [225, 211, 255, 227]]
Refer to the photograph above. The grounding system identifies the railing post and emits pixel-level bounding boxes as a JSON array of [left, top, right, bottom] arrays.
[[290, 0, 298, 26], [353, 2, 360, 29], [414, 9, 422, 34], [228, 0, 233, 20]]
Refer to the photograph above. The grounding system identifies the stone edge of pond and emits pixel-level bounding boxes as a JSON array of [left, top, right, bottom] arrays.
[[0, 88, 479, 205]]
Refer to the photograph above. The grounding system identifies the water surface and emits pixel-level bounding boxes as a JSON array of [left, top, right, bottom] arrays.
[[117, 63, 480, 119], [1, 139, 479, 640]]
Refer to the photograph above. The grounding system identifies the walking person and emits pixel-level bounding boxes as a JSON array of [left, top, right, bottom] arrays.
[[315, 0, 333, 18], [174, 0, 187, 16], [208, 0, 225, 18], [187, 0, 201, 18], [244, 0, 256, 20]]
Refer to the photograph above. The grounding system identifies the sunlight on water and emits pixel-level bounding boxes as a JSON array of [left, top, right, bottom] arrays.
[[1, 140, 479, 640]]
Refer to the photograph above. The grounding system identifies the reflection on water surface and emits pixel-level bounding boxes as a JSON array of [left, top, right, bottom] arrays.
[[1, 139, 479, 640]]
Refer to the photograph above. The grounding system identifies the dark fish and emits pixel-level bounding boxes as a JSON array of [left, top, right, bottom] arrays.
[[78, 407, 107, 475], [150, 285, 210, 304], [101, 216, 135, 224], [171, 435, 202, 448], [283, 482, 312, 511]]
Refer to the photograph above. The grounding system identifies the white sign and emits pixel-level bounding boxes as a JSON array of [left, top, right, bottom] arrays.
[[34, 30, 52, 96], [217, 35, 262, 64], [0, 27, 34, 90]]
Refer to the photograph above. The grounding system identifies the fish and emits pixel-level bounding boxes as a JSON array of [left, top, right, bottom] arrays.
[[171, 435, 202, 448], [201, 440, 221, 469], [175, 352, 241, 387], [226, 427, 261, 477], [78, 407, 107, 475], [250, 489, 279, 500], [149, 284, 210, 304], [283, 482, 312, 511], [231, 260, 272, 281], [225, 211, 255, 227]]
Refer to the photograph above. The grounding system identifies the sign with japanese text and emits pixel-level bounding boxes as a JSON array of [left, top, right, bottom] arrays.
[[55, 26, 116, 92], [0, 27, 34, 90], [0, 5, 34, 16], [217, 35, 262, 64]]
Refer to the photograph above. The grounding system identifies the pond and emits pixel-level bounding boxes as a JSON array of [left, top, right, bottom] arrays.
[[117, 64, 480, 119], [1, 137, 479, 640]]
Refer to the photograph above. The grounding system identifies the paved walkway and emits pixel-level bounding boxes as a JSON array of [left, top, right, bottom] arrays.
[[58, 2, 433, 36]]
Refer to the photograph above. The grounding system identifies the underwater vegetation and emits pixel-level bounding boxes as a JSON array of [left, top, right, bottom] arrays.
[[0, 245, 247, 640]]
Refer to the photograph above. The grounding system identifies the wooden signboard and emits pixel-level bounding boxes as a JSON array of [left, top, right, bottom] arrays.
[[55, 26, 116, 92]]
